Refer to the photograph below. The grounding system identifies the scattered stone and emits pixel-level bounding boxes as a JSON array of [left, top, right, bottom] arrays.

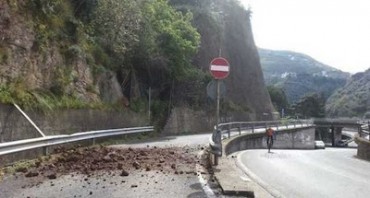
[[131, 184, 138, 188], [103, 155, 112, 162], [25, 171, 39, 177], [133, 161, 140, 169], [145, 166, 151, 171], [89, 191, 93, 195], [15, 167, 28, 173], [35, 161, 41, 167], [120, 170, 129, 177], [47, 173, 57, 179], [171, 164, 176, 169]]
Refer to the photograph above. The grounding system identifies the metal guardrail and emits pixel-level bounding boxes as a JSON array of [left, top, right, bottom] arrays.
[[209, 119, 312, 159], [0, 126, 154, 156], [359, 121, 370, 141], [216, 119, 312, 139]]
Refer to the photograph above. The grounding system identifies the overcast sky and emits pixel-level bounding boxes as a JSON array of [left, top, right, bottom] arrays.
[[240, 0, 370, 74]]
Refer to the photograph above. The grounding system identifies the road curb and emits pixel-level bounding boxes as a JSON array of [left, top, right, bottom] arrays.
[[236, 151, 286, 198]]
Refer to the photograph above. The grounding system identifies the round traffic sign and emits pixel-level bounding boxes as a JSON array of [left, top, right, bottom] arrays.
[[209, 57, 230, 79]]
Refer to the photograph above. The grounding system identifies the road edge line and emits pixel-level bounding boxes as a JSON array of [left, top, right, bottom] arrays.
[[236, 151, 286, 198], [196, 150, 218, 198]]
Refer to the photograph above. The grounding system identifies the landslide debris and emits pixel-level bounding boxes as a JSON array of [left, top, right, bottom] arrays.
[[15, 146, 198, 180]]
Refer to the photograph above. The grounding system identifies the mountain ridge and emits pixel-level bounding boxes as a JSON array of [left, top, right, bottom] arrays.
[[259, 48, 350, 103]]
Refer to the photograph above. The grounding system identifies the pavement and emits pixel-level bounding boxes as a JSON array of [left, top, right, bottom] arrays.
[[213, 154, 273, 198], [212, 124, 313, 198], [238, 148, 370, 198]]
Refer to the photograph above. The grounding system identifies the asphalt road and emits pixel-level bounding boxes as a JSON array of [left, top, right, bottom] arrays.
[[239, 148, 370, 198]]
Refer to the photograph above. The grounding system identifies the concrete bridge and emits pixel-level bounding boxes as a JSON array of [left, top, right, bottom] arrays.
[[313, 119, 362, 147], [313, 119, 369, 147]]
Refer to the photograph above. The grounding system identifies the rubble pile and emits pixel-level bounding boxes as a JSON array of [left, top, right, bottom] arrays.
[[19, 145, 199, 179]]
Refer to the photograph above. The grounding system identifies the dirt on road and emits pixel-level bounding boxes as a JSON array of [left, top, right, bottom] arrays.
[[0, 145, 215, 198]]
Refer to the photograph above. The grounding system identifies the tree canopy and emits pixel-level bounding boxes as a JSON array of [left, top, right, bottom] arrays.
[[292, 93, 325, 118]]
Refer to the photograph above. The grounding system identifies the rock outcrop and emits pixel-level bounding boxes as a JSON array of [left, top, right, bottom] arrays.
[[164, 0, 275, 134]]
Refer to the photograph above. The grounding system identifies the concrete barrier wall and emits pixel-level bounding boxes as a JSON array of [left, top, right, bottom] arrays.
[[355, 137, 370, 161], [224, 126, 315, 155]]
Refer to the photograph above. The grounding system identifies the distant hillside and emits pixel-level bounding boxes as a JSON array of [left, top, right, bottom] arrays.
[[326, 69, 370, 118], [259, 48, 350, 103]]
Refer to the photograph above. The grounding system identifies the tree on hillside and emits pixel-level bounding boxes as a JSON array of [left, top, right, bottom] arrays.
[[92, 0, 141, 58], [292, 93, 325, 118], [267, 85, 289, 115]]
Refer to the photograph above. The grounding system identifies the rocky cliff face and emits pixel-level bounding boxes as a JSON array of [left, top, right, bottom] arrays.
[[164, 0, 275, 133], [0, 1, 122, 103], [174, 0, 274, 120], [218, 1, 274, 120]]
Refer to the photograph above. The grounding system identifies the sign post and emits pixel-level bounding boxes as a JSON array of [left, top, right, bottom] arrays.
[[209, 57, 230, 165]]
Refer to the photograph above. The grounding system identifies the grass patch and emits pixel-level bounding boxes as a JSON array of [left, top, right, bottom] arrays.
[[0, 83, 109, 111], [1, 155, 48, 175]]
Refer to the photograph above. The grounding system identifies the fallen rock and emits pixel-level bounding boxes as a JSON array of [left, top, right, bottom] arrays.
[[120, 170, 129, 177], [15, 167, 28, 173], [133, 161, 140, 169], [25, 171, 39, 177], [47, 173, 57, 179]]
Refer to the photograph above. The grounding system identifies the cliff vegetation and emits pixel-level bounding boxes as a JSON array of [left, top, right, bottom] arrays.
[[1, 0, 274, 132]]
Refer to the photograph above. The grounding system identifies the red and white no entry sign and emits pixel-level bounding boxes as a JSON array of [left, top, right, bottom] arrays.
[[210, 57, 230, 79]]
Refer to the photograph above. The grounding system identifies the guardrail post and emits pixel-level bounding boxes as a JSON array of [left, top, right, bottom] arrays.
[[43, 146, 49, 155], [358, 126, 362, 138], [238, 124, 241, 135], [368, 121, 370, 140], [214, 154, 218, 165], [252, 124, 254, 133], [228, 125, 231, 138], [294, 121, 296, 128], [92, 138, 96, 145]]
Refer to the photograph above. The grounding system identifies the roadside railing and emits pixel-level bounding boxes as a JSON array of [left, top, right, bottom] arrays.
[[209, 119, 312, 163], [216, 119, 312, 139], [359, 121, 370, 141], [0, 126, 154, 156]]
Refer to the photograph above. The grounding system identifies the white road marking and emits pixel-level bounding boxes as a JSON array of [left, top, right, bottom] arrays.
[[196, 151, 218, 198], [210, 65, 229, 72]]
